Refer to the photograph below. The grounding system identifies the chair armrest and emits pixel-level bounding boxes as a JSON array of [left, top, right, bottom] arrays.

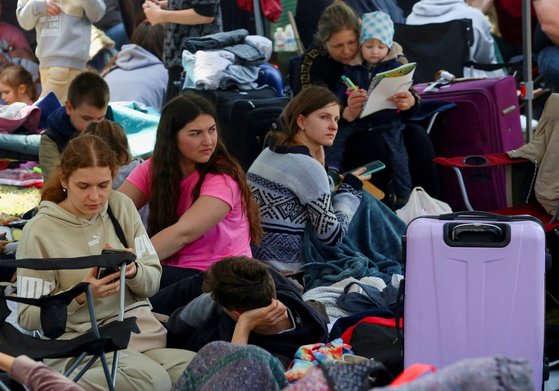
[[408, 100, 457, 134], [3, 283, 89, 308], [434, 153, 534, 212], [0, 253, 136, 271], [433, 153, 529, 169], [2, 283, 91, 339]]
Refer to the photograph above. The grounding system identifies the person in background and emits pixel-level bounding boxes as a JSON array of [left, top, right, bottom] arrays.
[[533, 0, 559, 92], [0, 63, 37, 104], [142, 0, 222, 102], [0, 0, 35, 65], [294, 0, 405, 52], [83, 119, 141, 189], [329, 11, 418, 208], [16, 0, 106, 102], [299, 1, 439, 199], [103, 20, 168, 111], [468, 0, 536, 63], [16, 135, 195, 390], [0, 351, 84, 391], [39, 72, 109, 182], [406, 0, 506, 78], [119, 93, 261, 314], [95, 0, 129, 50]]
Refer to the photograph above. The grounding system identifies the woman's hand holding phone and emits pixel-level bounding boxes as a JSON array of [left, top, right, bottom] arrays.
[[100, 247, 138, 279], [342, 160, 385, 182], [349, 166, 372, 182], [75, 268, 121, 304]]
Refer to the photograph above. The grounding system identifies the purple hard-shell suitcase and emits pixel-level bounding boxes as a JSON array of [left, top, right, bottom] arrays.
[[404, 212, 545, 389], [415, 77, 524, 211]]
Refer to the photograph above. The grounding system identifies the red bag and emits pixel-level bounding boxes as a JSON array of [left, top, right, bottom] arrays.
[[340, 317, 403, 377], [237, 0, 252, 12], [390, 363, 435, 386], [236, 0, 282, 22]]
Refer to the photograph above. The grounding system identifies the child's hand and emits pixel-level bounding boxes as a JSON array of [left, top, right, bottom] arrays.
[[143, 1, 164, 24], [389, 91, 415, 111], [343, 88, 367, 122], [46, 0, 62, 16]]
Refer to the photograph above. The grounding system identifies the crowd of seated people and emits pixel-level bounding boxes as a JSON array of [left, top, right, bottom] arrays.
[[0, 1, 550, 390]]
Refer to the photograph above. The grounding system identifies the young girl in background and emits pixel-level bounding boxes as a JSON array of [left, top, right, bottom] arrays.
[[0, 63, 37, 105]]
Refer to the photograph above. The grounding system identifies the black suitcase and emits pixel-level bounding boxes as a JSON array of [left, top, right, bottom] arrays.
[[233, 97, 289, 170], [183, 87, 288, 169]]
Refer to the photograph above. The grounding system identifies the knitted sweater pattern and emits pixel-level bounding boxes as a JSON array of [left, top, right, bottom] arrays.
[[247, 146, 362, 268]]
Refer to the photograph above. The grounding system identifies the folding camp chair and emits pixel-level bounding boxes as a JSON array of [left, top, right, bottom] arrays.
[[0, 252, 139, 391], [394, 19, 511, 86], [432, 93, 559, 223], [394, 19, 475, 84], [433, 93, 559, 313]]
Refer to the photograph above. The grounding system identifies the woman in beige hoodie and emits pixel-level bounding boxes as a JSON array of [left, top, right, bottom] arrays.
[[16, 134, 194, 391]]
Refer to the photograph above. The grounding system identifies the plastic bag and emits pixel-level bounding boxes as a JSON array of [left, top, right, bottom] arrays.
[[396, 187, 452, 224]]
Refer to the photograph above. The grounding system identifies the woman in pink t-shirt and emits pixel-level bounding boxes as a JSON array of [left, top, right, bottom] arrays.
[[119, 94, 261, 314]]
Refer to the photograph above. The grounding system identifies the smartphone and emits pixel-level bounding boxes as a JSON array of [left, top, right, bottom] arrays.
[[343, 160, 385, 177], [96, 266, 120, 279], [97, 248, 125, 279]]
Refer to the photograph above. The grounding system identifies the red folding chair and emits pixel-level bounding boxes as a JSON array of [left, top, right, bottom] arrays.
[[434, 153, 559, 230]]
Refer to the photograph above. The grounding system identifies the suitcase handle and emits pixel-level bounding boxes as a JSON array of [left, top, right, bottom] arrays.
[[450, 223, 503, 242], [443, 222, 511, 247], [438, 211, 513, 222]]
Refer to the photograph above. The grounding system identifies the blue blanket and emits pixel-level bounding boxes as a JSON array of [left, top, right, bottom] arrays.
[[108, 102, 160, 158], [0, 101, 160, 160], [302, 191, 405, 289]]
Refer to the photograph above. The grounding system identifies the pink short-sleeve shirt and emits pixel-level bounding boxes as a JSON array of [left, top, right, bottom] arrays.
[[125, 159, 252, 270]]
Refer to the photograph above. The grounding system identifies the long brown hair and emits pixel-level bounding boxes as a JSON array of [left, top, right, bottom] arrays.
[[266, 86, 340, 147], [42, 135, 118, 203], [148, 94, 262, 243]]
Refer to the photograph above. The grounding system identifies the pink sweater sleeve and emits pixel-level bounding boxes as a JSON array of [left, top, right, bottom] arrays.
[[10, 355, 84, 391]]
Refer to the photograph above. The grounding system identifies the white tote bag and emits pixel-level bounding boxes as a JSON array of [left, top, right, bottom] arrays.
[[396, 187, 452, 224]]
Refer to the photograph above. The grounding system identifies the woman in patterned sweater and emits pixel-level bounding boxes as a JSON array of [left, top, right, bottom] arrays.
[[248, 86, 405, 287], [247, 86, 374, 273]]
